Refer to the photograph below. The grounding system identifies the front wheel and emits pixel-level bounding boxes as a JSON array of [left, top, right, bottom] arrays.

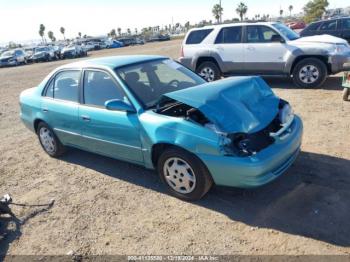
[[196, 61, 221, 82], [292, 58, 327, 88], [37, 122, 66, 157], [157, 147, 213, 201], [343, 88, 350, 101]]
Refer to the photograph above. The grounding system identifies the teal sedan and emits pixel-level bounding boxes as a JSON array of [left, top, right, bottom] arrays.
[[20, 55, 303, 201]]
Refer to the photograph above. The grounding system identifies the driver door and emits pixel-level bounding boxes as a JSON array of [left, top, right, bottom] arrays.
[[244, 25, 289, 74], [79, 69, 143, 164]]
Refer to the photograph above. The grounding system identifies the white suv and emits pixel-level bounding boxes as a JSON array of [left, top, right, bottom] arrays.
[[179, 22, 350, 87]]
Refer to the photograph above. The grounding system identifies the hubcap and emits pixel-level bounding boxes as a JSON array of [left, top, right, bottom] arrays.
[[199, 67, 215, 82], [163, 157, 196, 194], [299, 65, 319, 84], [39, 127, 56, 154]]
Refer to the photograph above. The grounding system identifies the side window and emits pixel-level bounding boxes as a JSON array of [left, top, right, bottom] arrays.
[[215, 26, 242, 44], [83, 70, 127, 107], [247, 26, 279, 43], [342, 19, 350, 30], [186, 29, 213, 44], [320, 20, 337, 31], [306, 22, 321, 31], [54, 71, 80, 102]]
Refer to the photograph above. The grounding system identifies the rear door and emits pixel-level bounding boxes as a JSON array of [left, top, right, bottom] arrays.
[[213, 26, 245, 73], [41, 70, 82, 146], [244, 25, 288, 74], [340, 18, 350, 43]]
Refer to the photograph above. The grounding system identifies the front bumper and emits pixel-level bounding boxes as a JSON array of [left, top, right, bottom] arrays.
[[329, 52, 350, 74], [0, 60, 17, 67], [197, 115, 303, 188]]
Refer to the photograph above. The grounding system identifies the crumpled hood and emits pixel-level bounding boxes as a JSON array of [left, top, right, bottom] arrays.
[[296, 34, 348, 44], [163, 76, 280, 134]]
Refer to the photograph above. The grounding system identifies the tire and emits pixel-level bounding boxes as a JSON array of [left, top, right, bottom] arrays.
[[292, 58, 327, 88], [37, 122, 66, 157], [157, 147, 213, 201], [196, 61, 221, 82], [343, 88, 350, 101]]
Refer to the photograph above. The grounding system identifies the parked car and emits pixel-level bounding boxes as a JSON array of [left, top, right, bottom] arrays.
[[82, 42, 95, 51], [24, 47, 35, 61], [31, 46, 56, 62], [118, 38, 136, 46], [61, 44, 87, 59], [108, 40, 124, 48], [0, 49, 26, 67], [148, 34, 170, 42], [19, 55, 303, 201], [287, 21, 306, 30], [300, 17, 350, 43], [179, 22, 350, 88]]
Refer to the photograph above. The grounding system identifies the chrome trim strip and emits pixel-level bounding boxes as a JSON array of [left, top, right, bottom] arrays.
[[54, 128, 142, 150]]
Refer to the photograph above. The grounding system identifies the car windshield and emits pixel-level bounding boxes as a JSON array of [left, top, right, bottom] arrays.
[[272, 23, 300, 40], [35, 47, 47, 52], [1, 50, 14, 57], [116, 59, 206, 109]]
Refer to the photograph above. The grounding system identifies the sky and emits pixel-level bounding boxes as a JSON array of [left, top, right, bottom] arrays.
[[0, 0, 349, 44]]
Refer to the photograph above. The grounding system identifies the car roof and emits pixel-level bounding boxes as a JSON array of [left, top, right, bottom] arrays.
[[192, 21, 277, 30], [58, 55, 167, 70]]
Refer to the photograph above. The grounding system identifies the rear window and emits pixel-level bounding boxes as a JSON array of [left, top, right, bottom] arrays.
[[215, 26, 242, 44], [186, 29, 213, 44], [341, 18, 350, 30]]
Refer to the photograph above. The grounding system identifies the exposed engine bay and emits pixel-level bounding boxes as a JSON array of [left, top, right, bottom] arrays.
[[155, 98, 286, 157]]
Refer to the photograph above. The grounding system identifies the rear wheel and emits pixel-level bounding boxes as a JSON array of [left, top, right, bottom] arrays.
[[292, 58, 327, 88], [37, 122, 66, 157], [157, 147, 213, 201], [196, 61, 221, 82], [343, 88, 350, 101]]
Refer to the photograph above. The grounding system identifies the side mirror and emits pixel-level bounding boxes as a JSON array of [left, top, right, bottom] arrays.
[[271, 34, 285, 43], [105, 99, 135, 112]]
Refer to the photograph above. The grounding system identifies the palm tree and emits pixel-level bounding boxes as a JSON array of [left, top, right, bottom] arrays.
[[288, 5, 293, 16], [110, 29, 116, 38], [212, 4, 223, 24], [184, 21, 190, 31], [60, 27, 65, 40], [135, 28, 138, 35], [39, 24, 46, 43], [127, 28, 131, 35], [279, 9, 284, 17], [236, 2, 248, 21], [47, 31, 54, 42], [78, 32, 82, 38], [117, 28, 121, 37]]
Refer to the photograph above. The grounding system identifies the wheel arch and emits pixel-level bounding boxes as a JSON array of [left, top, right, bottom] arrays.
[[33, 118, 45, 132], [290, 55, 331, 75], [195, 56, 223, 72]]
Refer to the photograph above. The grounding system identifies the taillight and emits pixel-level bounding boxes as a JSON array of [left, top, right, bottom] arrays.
[[347, 74, 350, 81], [180, 45, 184, 57]]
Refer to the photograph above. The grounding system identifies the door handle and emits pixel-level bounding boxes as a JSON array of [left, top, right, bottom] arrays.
[[81, 115, 91, 121], [42, 108, 48, 113], [247, 47, 255, 51]]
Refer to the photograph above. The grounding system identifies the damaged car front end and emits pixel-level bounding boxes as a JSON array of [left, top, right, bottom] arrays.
[[142, 76, 303, 188]]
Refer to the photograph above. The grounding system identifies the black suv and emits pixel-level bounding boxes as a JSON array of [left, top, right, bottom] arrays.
[[300, 17, 350, 43]]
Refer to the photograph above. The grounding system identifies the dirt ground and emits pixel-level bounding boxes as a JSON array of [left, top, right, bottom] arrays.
[[0, 39, 350, 256]]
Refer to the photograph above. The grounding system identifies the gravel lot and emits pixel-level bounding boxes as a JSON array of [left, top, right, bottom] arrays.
[[0, 39, 350, 256]]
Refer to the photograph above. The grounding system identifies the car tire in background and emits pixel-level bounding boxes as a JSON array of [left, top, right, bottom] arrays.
[[292, 58, 327, 88], [37, 122, 66, 157], [196, 61, 221, 82], [157, 147, 213, 201], [343, 88, 350, 101]]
